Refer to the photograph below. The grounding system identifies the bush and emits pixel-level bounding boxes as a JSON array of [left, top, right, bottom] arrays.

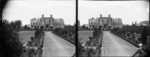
[[35, 27, 44, 37], [2, 19, 23, 57], [141, 27, 148, 45], [111, 26, 150, 48], [52, 25, 75, 45]]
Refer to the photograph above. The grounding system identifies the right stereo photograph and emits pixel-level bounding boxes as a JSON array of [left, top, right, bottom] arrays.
[[78, 0, 149, 57]]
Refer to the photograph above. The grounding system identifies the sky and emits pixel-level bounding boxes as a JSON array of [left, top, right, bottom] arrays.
[[3, 0, 75, 25], [79, 1, 149, 25], [3, 0, 149, 25]]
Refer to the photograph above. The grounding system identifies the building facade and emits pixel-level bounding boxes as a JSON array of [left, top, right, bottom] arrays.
[[88, 17, 99, 28], [30, 14, 64, 29], [54, 18, 64, 28], [88, 14, 122, 29], [112, 18, 122, 28]]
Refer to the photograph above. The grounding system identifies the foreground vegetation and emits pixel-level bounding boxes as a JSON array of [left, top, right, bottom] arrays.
[[78, 26, 103, 57], [78, 30, 93, 44], [1, 19, 45, 57], [1, 19, 23, 57], [21, 28, 44, 57], [111, 26, 150, 46], [19, 31, 35, 44], [111, 26, 150, 57], [52, 25, 75, 45]]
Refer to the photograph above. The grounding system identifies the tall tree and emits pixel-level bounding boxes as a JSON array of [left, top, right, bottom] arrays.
[[2, 19, 23, 57], [141, 27, 148, 45], [10, 20, 22, 32], [0, 18, 3, 57], [135, 21, 137, 26], [82, 25, 86, 29], [24, 25, 28, 29]]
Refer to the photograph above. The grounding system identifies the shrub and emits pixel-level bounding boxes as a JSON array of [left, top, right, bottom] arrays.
[[141, 27, 148, 45], [52, 25, 75, 45], [2, 19, 23, 57]]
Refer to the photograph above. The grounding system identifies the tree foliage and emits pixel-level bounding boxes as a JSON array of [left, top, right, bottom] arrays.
[[141, 27, 148, 45], [10, 20, 22, 32], [35, 26, 44, 37], [24, 25, 28, 29], [78, 39, 83, 57], [2, 19, 23, 57], [52, 25, 75, 44], [111, 26, 150, 48]]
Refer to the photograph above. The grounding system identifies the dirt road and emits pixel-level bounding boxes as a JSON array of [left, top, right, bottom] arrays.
[[101, 31, 138, 56], [42, 31, 75, 57]]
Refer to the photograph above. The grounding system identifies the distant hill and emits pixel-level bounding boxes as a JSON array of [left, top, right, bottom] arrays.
[[138, 21, 149, 26]]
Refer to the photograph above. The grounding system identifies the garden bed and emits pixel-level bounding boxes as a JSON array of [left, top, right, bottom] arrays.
[[110, 31, 139, 48], [52, 32, 75, 45]]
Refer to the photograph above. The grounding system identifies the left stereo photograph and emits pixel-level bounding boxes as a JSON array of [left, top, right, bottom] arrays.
[[2, 0, 76, 57]]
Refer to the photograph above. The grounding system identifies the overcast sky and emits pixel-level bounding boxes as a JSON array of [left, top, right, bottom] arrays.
[[3, 0, 149, 25], [3, 0, 75, 25], [79, 1, 149, 25]]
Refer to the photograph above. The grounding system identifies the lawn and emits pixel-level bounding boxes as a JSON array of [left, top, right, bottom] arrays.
[[19, 31, 35, 44], [78, 30, 93, 44]]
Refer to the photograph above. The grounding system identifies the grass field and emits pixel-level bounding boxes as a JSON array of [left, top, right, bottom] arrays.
[[19, 31, 35, 44], [78, 30, 93, 44]]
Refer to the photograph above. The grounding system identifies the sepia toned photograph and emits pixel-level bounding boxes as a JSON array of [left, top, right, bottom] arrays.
[[78, 0, 149, 57]]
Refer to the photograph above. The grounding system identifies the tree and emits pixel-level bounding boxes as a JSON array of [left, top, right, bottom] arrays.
[[0, 19, 3, 57], [24, 25, 28, 29], [40, 26, 44, 30], [104, 24, 107, 28], [2, 19, 23, 57], [82, 25, 86, 29], [10, 20, 22, 32], [98, 26, 102, 30], [141, 27, 148, 45], [89, 36, 93, 41], [29, 49, 34, 57], [135, 21, 137, 26], [78, 40, 83, 57], [46, 24, 49, 29], [88, 48, 93, 57], [30, 37, 34, 41]]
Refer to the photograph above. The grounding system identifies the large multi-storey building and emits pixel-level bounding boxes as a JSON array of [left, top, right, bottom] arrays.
[[88, 14, 122, 29], [54, 18, 64, 28], [89, 17, 99, 28], [112, 18, 122, 28], [30, 14, 64, 29]]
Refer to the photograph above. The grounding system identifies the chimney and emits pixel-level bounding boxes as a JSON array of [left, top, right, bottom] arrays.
[[100, 14, 102, 17], [42, 14, 44, 17], [108, 14, 111, 17], [50, 14, 53, 17]]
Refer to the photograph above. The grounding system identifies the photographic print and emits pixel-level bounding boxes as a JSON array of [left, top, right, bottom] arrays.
[[78, 0, 149, 57], [2, 0, 75, 57], [1, 0, 150, 57]]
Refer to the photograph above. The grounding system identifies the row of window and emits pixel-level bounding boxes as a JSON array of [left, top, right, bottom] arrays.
[[112, 22, 122, 25], [89, 22, 122, 27], [31, 25, 64, 28], [89, 25, 99, 28], [89, 22, 98, 25], [54, 23, 64, 25], [31, 22, 40, 25], [89, 22, 122, 25], [31, 22, 64, 26], [31, 26, 41, 28]]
